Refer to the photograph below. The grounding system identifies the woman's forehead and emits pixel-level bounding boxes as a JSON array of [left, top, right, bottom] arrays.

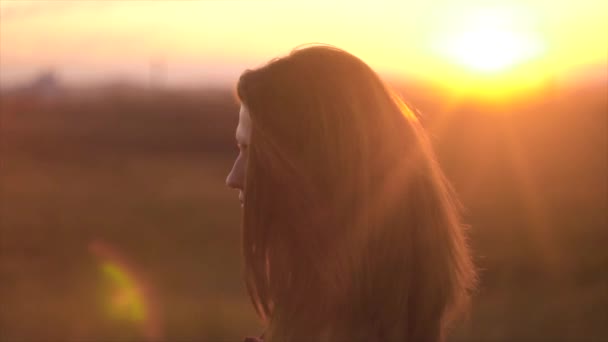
[[236, 105, 252, 143]]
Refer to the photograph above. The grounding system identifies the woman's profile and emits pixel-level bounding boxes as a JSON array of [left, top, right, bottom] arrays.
[[226, 44, 476, 342]]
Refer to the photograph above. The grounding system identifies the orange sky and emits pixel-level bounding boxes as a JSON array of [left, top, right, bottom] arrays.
[[1, 0, 606, 97]]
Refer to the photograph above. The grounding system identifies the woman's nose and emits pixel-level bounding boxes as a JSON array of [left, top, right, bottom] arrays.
[[225, 170, 237, 190], [226, 162, 243, 190]]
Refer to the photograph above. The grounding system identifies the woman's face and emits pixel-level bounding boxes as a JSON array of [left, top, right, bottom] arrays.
[[226, 105, 252, 207]]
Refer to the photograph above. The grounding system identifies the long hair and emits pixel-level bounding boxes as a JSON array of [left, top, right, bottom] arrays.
[[236, 45, 476, 342]]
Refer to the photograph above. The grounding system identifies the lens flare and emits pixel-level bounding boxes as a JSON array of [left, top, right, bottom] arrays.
[[89, 240, 163, 342], [101, 262, 147, 322]]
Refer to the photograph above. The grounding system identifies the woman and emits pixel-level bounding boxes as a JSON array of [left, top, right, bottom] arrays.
[[226, 44, 476, 342]]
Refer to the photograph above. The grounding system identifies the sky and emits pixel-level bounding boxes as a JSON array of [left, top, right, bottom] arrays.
[[1, 0, 607, 97]]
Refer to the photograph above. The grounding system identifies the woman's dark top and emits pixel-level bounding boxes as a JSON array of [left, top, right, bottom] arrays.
[[243, 337, 263, 342], [243, 334, 264, 342]]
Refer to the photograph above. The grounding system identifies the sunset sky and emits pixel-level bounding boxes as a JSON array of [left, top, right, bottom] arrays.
[[1, 0, 607, 97]]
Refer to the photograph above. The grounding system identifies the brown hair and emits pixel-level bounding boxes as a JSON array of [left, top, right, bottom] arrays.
[[236, 44, 476, 342]]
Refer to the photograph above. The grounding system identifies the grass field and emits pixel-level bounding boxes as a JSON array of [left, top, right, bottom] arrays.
[[1, 84, 606, 341]]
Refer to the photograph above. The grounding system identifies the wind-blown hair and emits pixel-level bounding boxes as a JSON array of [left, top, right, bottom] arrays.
[[236, 45, 476, 342]]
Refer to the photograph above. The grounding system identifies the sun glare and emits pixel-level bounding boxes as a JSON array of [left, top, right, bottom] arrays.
[[448, 26, 542, 73], [427, 6, 549, 99], [438, 8, 545, 75]]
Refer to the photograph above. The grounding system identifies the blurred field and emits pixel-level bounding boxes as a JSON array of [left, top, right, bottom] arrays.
[[0, 80, 606, 341]]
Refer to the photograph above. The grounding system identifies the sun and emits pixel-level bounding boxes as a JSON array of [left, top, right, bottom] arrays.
[[435, 7, 545, 75], [449, 27, 541, 73], [426, 6, 549, 99]]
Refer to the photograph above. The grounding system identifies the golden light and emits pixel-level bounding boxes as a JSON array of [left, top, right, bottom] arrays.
[[1, 1, 606, 99]]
